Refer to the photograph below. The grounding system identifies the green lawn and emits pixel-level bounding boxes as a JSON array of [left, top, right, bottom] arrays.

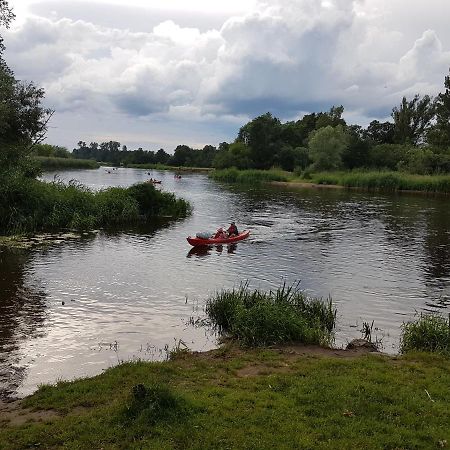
[[1, 347, 448, 449]]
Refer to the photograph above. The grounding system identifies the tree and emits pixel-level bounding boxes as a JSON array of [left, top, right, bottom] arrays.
[[308, 125, 349, 171], [213, 142, 251, 169], [392, 95, 434, 145], [0, 1, 53, 177], [428, 68, 450, 148], [342, 125, 371, 169], [237, 113, 282, 169], [364, 120, 395, 145], [315, 105, 346, 130]]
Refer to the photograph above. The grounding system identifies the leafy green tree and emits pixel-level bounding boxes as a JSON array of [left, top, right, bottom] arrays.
[[237, 112, 282, 169], [213, 142, 251, 169], [364, 120, 395, 145], [0, 0, 53, 176], [342, 125, 371, 169], [308, 125, 349, 171], [428, 68, 450, 148], [392, 95, 435, 145], [368, 144, 409, 170], [315, 105, 346, 130]]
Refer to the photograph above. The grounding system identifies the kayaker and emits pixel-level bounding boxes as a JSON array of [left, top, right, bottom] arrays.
[[213, 228, 228, 239], [227, 222, 238, 237]]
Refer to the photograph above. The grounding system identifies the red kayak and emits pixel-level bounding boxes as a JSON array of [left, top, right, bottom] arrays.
[[187, 230, 250, 247]]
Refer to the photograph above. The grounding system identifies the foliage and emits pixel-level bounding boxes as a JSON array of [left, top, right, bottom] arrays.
[[0, 179, 190, 235], [205, 283, 336, 346], [237, 112, 282, 169], [308, 125, 349, 171], [428, 68, 450, 148], [368, 143, 410, 170], [401, 314, 450, 355], [392, 95, 435, 145], [213, 142, 251, 169], [73, 141, 218, 168]]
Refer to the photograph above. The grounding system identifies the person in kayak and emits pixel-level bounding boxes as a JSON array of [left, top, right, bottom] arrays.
[[227, 222, 238, 237], [213, 228, 228, 239]]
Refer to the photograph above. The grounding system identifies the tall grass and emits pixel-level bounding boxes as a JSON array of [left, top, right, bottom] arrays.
[[33, 156, 100, 170], [400, 313, 450, 355], [210, 168, 290, 183], [128, 163, 212, 172], [303, 171, 450, 193], [0, 178, 191, 235], [205, 283, 336, 347]]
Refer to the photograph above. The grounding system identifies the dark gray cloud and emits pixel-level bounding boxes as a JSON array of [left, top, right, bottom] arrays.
[[4, 0, 450, 150]]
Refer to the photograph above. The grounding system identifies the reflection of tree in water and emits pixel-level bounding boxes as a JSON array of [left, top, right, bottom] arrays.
[[0, 249, 47, 399], [422, 198, 450, 282]]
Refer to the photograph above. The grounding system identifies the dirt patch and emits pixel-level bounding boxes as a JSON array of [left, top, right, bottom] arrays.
[[0, 399, 59, 426]]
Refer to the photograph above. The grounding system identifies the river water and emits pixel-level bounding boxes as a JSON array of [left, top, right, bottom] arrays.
[[1, 168, 449, 398]]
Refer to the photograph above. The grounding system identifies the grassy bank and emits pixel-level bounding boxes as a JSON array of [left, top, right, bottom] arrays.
[[128, 163, 213, 172], [209, 168, 450, 193], [32, 156, 100, 170], [210, 168, 291, 183], [0, 347, 448, 449], [296, 170, 450, 193], [0, 179, 190, 235]]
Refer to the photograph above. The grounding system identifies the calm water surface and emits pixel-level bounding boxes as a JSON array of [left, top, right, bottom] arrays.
[[1, 168, 449, 398]]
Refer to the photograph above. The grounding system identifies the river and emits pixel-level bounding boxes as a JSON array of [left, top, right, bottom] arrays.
[[0, 168, 449, 398]]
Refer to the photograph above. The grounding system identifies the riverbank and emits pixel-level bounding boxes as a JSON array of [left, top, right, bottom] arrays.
[[0, 344, 448, 449], [210, 168, 450, 194]]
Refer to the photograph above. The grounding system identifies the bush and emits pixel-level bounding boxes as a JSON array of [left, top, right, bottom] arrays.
[[205, 283, 336, 347], [400, 314, 450, 355]]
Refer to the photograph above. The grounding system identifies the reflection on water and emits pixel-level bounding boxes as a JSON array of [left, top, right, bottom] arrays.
[[0, 167, 449, 398]]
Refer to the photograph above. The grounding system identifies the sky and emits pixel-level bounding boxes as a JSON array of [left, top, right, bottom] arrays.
[[3, 0, 450, 152]]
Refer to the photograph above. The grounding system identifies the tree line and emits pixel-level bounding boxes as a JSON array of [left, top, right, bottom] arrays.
[[67, 73, 450, 175]]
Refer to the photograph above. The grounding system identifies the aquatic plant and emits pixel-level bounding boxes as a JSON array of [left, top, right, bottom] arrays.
[[32, 156, 100, 170], [209, 168, 290, 184], [205, 283, 336, 347], [303, 170, 450, 193], [400, 313, 450, 355]]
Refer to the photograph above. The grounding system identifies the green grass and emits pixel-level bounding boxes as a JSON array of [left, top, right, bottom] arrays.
[[0, 178, 191, 235], [32, 156, 100, 170], [205, 284, 336, 347], [0, 349, 448, 449], [210, 168, 291, 183], [297, 170, 450, 193], [401, 313, 450, 355]]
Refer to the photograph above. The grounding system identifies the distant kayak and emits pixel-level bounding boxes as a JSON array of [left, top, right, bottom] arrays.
[[187, 230, 250, 247], [146, 179, 162, 184]]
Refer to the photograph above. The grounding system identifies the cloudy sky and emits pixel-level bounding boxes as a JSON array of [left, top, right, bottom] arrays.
[[4, 0, 450, 152]]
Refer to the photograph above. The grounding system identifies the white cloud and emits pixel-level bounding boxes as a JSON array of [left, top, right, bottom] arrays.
[[3, 0, 450, 150]]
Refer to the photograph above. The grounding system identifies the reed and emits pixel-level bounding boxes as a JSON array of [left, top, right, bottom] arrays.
[[303, 170, 450, 193], [400, 313, 450, 355], [205, 283, 336, 347], [210, 168, 290, 183], [33, 156, 100, 170], [0, 178, 191, 235]]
